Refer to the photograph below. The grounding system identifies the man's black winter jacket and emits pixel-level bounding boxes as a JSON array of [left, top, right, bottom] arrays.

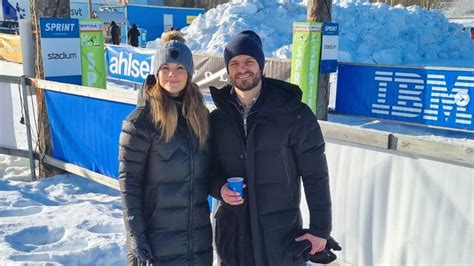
[[210, 77, 332, 266]]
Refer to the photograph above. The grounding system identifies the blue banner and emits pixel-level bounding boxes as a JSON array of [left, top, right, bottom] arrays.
[[44, 90, 134, 178], [106, 45, 155, 84], [40, 18, 82, 85], [336, 64, 474, 130]]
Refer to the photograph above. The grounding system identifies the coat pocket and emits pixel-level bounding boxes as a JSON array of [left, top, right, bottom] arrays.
[[214, 206, 238, 265]]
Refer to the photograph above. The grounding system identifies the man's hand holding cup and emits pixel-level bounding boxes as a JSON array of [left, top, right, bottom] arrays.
[[221, 177, 245, 205]]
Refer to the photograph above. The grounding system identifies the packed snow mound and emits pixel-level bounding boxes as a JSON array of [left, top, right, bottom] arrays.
[[182, 2, 474, 67], [440, 0, 474, 18]]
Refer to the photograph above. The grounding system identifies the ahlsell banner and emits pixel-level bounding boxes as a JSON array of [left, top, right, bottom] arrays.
[[40, 18, 82, 85], [336, 63, 474, 131], [105, 45, 155, 83], [105, 45, 291, 89]]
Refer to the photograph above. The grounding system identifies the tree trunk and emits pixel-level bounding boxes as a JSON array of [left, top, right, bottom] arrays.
[[29, 0, 70, 178], [307, 0, 332, 120]]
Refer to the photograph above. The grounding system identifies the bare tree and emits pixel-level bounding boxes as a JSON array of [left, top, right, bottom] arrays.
[[29, 0, 70, 177]]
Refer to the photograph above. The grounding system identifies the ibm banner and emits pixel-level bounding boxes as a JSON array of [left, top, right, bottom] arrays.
[[336, 63, 474, 131]]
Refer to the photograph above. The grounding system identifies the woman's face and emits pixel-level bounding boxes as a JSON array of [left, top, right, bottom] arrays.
[[158, 63, 188, 97]]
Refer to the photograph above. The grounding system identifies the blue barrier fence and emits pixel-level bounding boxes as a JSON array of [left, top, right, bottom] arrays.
[[45, 90, 134, 178]]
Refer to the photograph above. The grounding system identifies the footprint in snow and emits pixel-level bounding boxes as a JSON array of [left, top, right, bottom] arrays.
[[4, 226, 65, 252], [0, 206, 42, 217]]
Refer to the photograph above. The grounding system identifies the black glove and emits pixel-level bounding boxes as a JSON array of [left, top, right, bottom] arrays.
[[309, 236, 342, 264], [291, 239, 312, 262], [129, 234, 154, 263]]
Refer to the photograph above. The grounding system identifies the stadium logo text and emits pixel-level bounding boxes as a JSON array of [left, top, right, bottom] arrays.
[[47, 52, 77, 60]]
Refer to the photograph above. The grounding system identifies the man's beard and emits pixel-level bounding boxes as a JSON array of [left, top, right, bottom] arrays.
[[229, 71, 261, 91]]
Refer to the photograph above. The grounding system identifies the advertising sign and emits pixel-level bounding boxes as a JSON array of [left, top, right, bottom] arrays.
[[71, 2, 89, 18], [80, 19, 106, 89], [290, 22, 322, 112], [106, 45, 156, 83], [336, 63, 474, 131], [321, 23, 339, 73], [40, 18, 82, 85]]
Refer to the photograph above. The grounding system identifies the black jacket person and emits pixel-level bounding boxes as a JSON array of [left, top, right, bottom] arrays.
[[119, 38, 212, 265], [210, 30, 332, 266]]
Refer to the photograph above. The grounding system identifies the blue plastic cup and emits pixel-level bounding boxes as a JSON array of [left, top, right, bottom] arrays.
[[227, 177, 244, 196]]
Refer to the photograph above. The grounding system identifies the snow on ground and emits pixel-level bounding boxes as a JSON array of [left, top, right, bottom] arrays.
[[0, 61, 128, 263], [0, 173, 126, 265], [183, 1, 474, 67]]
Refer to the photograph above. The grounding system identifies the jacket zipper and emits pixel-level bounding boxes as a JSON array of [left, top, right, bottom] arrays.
[[227, 101, 248, 156], [186, 130, 194, 264], [282, 147, 292, 205]]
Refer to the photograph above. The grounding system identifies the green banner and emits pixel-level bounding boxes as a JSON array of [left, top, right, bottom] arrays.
[[80, 19, 106, 89], [290, 22, 322, 112]]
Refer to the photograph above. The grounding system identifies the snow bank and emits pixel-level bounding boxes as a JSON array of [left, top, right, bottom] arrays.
[[182, 1, 474, 67]]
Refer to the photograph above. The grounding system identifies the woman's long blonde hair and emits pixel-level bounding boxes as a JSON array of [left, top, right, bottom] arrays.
[[146, 76, 209, 149]]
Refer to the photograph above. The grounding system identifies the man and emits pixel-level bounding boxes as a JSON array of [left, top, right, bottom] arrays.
[[210, 30, 332, 266], [110, 21, 120, 45], [128, 24, 140, 47]]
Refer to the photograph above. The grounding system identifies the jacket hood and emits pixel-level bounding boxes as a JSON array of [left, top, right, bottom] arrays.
[[210, 77, 303, 115]]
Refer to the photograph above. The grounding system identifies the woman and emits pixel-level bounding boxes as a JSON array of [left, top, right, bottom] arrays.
[[118, 37, 212, 265]]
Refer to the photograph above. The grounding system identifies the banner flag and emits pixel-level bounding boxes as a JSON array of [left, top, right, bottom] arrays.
[[290, 22, 322, 113], [80, 19, 106, 89]]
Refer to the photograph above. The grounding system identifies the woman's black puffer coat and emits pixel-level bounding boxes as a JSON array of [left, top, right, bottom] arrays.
[[118, 91, 212, 266]]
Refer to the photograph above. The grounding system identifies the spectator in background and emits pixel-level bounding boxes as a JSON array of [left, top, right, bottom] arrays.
[[110, 21, 120, 45], [128, 24, 140, 47]]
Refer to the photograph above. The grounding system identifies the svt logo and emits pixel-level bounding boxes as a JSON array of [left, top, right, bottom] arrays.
[[371, 70, 473, 126]]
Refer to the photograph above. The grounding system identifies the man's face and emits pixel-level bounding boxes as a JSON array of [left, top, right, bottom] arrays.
[[228, 55, 262, 91]]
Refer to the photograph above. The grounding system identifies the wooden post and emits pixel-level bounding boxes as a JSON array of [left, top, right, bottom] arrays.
[[29, 0, 70, 178], [307, 0, 332, 120]]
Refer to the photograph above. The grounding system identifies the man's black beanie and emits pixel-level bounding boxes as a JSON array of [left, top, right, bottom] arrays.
[[224, 30, 265, 73]]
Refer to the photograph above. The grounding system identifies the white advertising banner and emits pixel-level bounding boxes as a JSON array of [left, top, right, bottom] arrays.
[[0, 83, 16, 148], [40, 18, 82, 85]]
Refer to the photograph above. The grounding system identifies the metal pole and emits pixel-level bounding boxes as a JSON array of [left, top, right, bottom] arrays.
[[89, 0, 93, 18], [21, 76, 37, 181]]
